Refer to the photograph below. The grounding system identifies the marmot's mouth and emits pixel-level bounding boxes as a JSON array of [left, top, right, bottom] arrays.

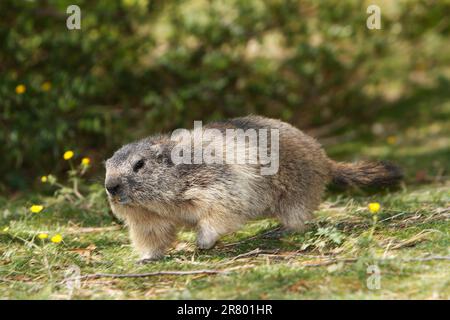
[[118, 197, 131, 205], [108, 194, 131, 205]]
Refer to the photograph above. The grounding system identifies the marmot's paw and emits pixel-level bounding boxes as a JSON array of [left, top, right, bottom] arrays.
[[262, 227, 292, 239], [196, 239, 217, 250], [136, 257, 158, 265], [136, 258, 152, 265], [197, 227, 219, 250], [136, 253, 164, 264]]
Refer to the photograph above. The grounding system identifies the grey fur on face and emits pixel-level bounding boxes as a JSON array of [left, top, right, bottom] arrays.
[[105, 115, 402, 262], [105, 137, 179, 206]]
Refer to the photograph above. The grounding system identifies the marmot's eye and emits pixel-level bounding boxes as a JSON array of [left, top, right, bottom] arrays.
[[133, 159, 145, 172]]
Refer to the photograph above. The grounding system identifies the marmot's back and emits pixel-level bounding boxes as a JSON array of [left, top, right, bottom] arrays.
[[205, 115, 332, 183]]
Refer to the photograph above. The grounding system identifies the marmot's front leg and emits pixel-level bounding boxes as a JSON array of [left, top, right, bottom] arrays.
[[128, 219, 176, 263]]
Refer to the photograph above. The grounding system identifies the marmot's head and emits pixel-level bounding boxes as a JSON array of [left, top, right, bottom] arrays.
[[105, 137, 179, 207]]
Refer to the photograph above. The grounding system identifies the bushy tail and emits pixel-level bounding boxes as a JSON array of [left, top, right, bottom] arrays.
[[330, 160, 403, 188]]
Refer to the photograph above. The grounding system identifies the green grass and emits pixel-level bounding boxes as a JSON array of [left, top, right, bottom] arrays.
[[1, 101, 449, 299], [0, 183, 448, 299]]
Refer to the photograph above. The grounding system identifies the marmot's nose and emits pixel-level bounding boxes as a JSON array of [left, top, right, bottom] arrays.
[[105, 179, 122, 196]]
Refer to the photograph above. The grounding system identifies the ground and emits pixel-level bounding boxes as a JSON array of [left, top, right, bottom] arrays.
[[1, 100, 449, 299]]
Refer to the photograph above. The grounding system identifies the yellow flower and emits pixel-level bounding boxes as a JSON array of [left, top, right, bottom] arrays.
[[51, 234, 63, 243], [387, 136, 397, 145], [63, 150, 74, 160], [30, 205, 44, 213], [15, 84, 26, 94], [2, 227, 9, 232], [368, 202, 381, 214], [41, 81, 52, 91], [81, 157, 91, 166], [41, 176, 48, 183], [38, 233, 48, 239]]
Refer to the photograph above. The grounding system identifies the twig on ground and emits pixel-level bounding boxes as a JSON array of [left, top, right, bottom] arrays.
[[229, 248, 280, 261], [299, 255, 450, 267], [382, 230, 435, 250], [220, 246, 450, 268], [301, 258, 357, 267], [216, 248, 337, 266], [379, 211, 411, 223], [62, 269, 232, 283], [387, 208, 449, 228], [403, 255, 450, 262], [84, 269, 226, 280]]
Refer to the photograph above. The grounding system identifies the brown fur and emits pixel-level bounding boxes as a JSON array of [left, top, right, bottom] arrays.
[[330, 161, 403, 188], [105, 115, 402, 262]]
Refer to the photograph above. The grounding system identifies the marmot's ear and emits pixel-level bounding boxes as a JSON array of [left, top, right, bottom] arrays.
[[150, 144, 174, 166], [150, 144, 163, 157]]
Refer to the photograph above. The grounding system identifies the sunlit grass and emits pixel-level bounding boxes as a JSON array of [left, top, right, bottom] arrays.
[[1, 105, 449, 299]]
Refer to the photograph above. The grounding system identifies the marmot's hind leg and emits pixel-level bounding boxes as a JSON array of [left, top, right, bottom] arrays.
[[277, 196, 317, 232], [128, 218, 177, 263], [196, 221, 221, 249]]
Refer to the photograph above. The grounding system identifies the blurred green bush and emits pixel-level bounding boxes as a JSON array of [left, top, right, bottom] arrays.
[[1, 0, 449, 190]]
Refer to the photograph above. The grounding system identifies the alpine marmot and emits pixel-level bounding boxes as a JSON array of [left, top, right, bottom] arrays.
[[105, 116, 402, 262]]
